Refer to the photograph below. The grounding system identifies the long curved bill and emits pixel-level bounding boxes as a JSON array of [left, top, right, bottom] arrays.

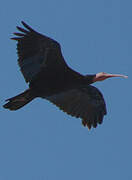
[[106, 73, 128, 78]]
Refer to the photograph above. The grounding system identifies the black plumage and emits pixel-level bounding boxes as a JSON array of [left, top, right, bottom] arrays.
[[3, 21, 107, 129]]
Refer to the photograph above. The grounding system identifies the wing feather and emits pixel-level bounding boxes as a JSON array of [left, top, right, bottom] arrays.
[[11, 21, 67, 83], [46, 85, 107, 129]]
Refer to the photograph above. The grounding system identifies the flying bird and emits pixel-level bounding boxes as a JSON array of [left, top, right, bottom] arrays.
[[3, 21, 127, 129]]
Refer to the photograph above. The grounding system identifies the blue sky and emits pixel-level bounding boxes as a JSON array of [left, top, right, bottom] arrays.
[[0, 0, 131, 179]]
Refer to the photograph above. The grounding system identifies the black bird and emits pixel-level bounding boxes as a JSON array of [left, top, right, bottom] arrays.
[[3, 21, 127, 129]]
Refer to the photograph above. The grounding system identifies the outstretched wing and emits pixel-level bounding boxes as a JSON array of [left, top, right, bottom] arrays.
[[11, 21, 67, 83], [46, 85, 107, 129]]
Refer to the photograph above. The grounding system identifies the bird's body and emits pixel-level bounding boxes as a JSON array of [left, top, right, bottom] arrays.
[[30, 66, 84, 97], [3, 21, 127, 129]]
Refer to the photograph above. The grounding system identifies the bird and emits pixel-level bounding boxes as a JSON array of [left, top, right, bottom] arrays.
[[3, 21, 128, 129]]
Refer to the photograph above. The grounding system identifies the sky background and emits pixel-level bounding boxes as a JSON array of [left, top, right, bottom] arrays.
[[0, 0, 131, 180]]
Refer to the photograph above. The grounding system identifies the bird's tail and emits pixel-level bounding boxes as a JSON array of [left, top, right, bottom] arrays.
[[3, 89, 35, 110]]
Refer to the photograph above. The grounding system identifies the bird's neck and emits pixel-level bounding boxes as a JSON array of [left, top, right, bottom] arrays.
[[84, 74, 96, 85]]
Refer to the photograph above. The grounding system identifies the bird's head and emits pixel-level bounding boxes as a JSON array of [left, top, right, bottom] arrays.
[[93, 72, 128, 82]]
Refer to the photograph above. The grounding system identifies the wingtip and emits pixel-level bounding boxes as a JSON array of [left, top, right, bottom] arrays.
[[21, 21, 26, 26], [10, 37, 19, 41], [21, 21, 35, 32]]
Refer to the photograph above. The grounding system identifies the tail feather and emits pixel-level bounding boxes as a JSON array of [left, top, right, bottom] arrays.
[[3, 89, 35, 110]]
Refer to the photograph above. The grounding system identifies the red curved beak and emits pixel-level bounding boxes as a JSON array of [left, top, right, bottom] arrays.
[[93, 72, 128, 83], [105, 73, 128, 78]]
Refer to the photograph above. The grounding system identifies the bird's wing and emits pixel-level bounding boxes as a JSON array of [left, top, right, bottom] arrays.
[[11, 21, 67, 83], [46, 85, 107, 129]]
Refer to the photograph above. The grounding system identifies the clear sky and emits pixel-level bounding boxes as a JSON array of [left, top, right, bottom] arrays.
[[0, 0, 131, 180]]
